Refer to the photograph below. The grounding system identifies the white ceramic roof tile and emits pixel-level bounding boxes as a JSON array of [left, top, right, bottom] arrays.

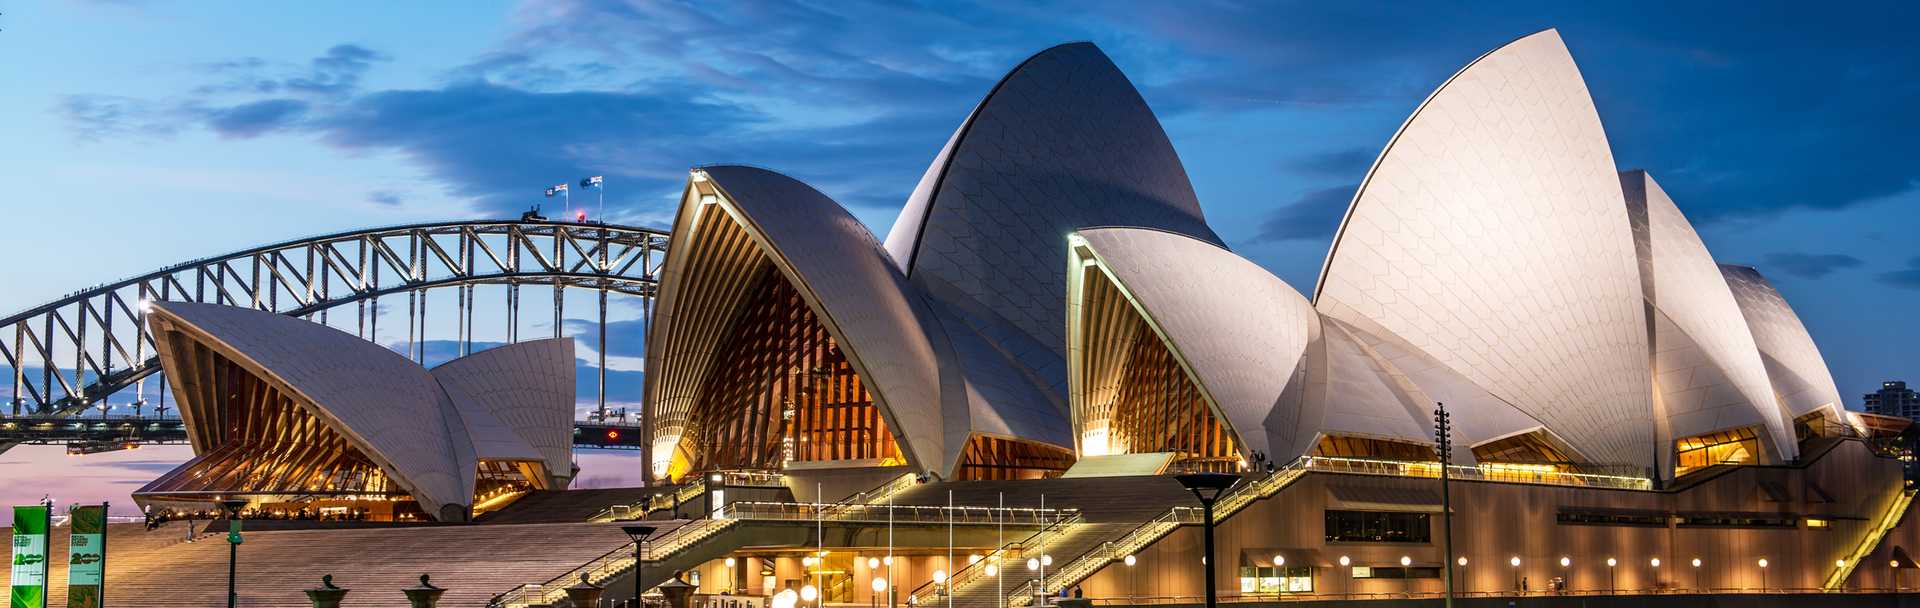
[[432, 338, 576, 483], [151, 302, 474, 519], [1071, 227, 1318, 459], [1625, 171, 1796, 462], [1314, 30, 1655, 468], [1722, 265, 1845, 419], [884, 42, 1222, 427]]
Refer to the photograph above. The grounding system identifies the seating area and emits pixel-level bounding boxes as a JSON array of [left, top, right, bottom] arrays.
[[2, 520, 636, 607]]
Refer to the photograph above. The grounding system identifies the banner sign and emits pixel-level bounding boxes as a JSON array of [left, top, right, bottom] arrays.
[[66, 504, 108, 608], [10, 505, 51, 608]]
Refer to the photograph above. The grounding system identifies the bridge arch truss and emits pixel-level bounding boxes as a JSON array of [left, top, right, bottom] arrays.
[[1, 220, 669, 418]]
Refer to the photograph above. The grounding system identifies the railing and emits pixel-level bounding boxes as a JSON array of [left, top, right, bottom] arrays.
[[1083, 587, 1895, 604], [1825, 486, 1918, 589], [497, 498, 1072, 608], [589, 478, 710, 523], [1300, 456, 1653, 490], [906, 512, 1086, 607], [1007, 463, 1312, 608]]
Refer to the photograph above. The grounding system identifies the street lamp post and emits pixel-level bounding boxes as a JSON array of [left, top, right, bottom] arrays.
[[1757, 558, 1769, 592], [1400, 556, 1413, 598], [623, 525, 657, 608], [1454, 557, 1467, 596], [1510, 556, 1521, 593], [1176, 473, 1241, 608], [1893, 560, 1902, 592], [1433, 403, 1457, 608], [1691, 558, 1702, 592], [218, 498, 247, 608], [1650, 558, 1661, 592], [1559, 557, 1570, 594], [1606, 557, 1616, 594]]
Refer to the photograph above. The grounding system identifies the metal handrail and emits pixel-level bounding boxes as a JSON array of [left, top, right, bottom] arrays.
[[905, 511, 1086, 607], [496, 499, 1073, 608], [1083, 586, 1887, 604], [588, 478, 709, 523], [1007, 463, 1312, 607], [1300, 456, 1653, 490]]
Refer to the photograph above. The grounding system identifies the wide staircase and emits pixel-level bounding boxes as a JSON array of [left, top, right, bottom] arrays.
[[1825, 486, 1919, 589], [1, 521, 645, 607], [493, 473, 923, 608], [1005, 463, 1311, 608]]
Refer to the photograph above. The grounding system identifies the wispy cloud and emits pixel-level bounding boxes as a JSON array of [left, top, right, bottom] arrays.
[[1761, 252, 1865, 279], [1879, 256, 1920, 290], [1252, 184, 1355, 243]]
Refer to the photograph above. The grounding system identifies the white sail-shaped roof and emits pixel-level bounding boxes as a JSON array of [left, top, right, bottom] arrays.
[[1722, 265, 1846, 420], [432, 338, 579, 487], [1066, 227, 1318, 460], [1314, 29, 1654, 468], [884, 42, 1224, 445], [1623, 171, 1796, 466], [149, 303, 475, 519], [645, 165, 951, 476]]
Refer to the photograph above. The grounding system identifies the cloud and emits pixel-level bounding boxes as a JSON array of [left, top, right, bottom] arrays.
[[1284, 147, 1375, 178], [196, 98, 309, 138], [1251, 184, 1355, 243], [1879, 256, 1920, 290], [286, 44, 387, 96], [56, 95, 176, 142], [1760, 252, 1865, 279], [368, 190, 404, 207]]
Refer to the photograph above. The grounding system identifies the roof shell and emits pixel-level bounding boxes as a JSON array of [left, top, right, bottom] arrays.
[[646, 165, 952, 475], [148, 301, 476, 518], [1313, 29, 1654, 468], [1068, 227, 1318, 459], [1721, 265, 1846, 420], [1624, 170, 1796, 464], [883, 41, 1223, 424], [432, 337, 578, 483]]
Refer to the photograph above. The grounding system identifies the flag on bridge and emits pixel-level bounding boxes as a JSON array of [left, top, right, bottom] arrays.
[[545, 183, 568, 196], [581, 175, 603, 188]]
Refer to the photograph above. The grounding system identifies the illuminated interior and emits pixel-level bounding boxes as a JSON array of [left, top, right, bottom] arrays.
[[1674, 427, 1760, 476], [1313, 435, 1434, 461], [1071, 257, 1241, 472]]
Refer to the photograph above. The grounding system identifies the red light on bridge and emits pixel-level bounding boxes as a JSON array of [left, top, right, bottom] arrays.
[[576, 210, 588, 221]]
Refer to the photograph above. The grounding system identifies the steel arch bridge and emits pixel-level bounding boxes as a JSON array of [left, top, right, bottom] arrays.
[[1, 219, 669, 418]]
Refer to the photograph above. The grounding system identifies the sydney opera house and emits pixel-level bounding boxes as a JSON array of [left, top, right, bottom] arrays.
[[646, 30, 1856, 485], [86, 28, 1920, 606], [634, 29, 1920, 599]]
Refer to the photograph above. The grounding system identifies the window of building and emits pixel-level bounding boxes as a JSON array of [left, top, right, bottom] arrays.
[[1237, 566, 1312, 593], [1674, 427, 1760, 476], [1325, 510, 1431, 543], [1351, 566, 1442, 579], [1555, 509, 1671, 527]]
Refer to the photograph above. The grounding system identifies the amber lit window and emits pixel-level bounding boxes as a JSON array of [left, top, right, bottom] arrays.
[[1674, 427, 1759, 476], [1313, 436, 1433, 461]]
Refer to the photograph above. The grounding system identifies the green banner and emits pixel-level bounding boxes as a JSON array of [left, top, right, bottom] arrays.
[[65, 504, 107, 608], [10, 505, 51, 608]]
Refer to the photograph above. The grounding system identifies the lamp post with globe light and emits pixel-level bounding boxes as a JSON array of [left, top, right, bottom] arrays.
[[1650, 558, 1660, 592], [622, 525, 657, 608], [1176, 473, 1240, 608], [1559, 557, 1570, 593], [1691, 558, 1702, 591], [1606, 557, 1616, 593], [1510, 556, 1521, 593]]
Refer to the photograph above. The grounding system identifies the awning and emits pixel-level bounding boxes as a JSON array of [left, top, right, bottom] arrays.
[[1326, 483, 1444, 512], [1241, 548, 1331, 568]]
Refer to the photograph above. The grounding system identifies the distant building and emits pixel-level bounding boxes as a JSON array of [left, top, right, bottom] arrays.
[[1867, 380, 1920, 419]]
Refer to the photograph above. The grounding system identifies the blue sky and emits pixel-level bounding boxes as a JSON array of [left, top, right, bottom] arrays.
[[2, 0, 1916, 410]]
